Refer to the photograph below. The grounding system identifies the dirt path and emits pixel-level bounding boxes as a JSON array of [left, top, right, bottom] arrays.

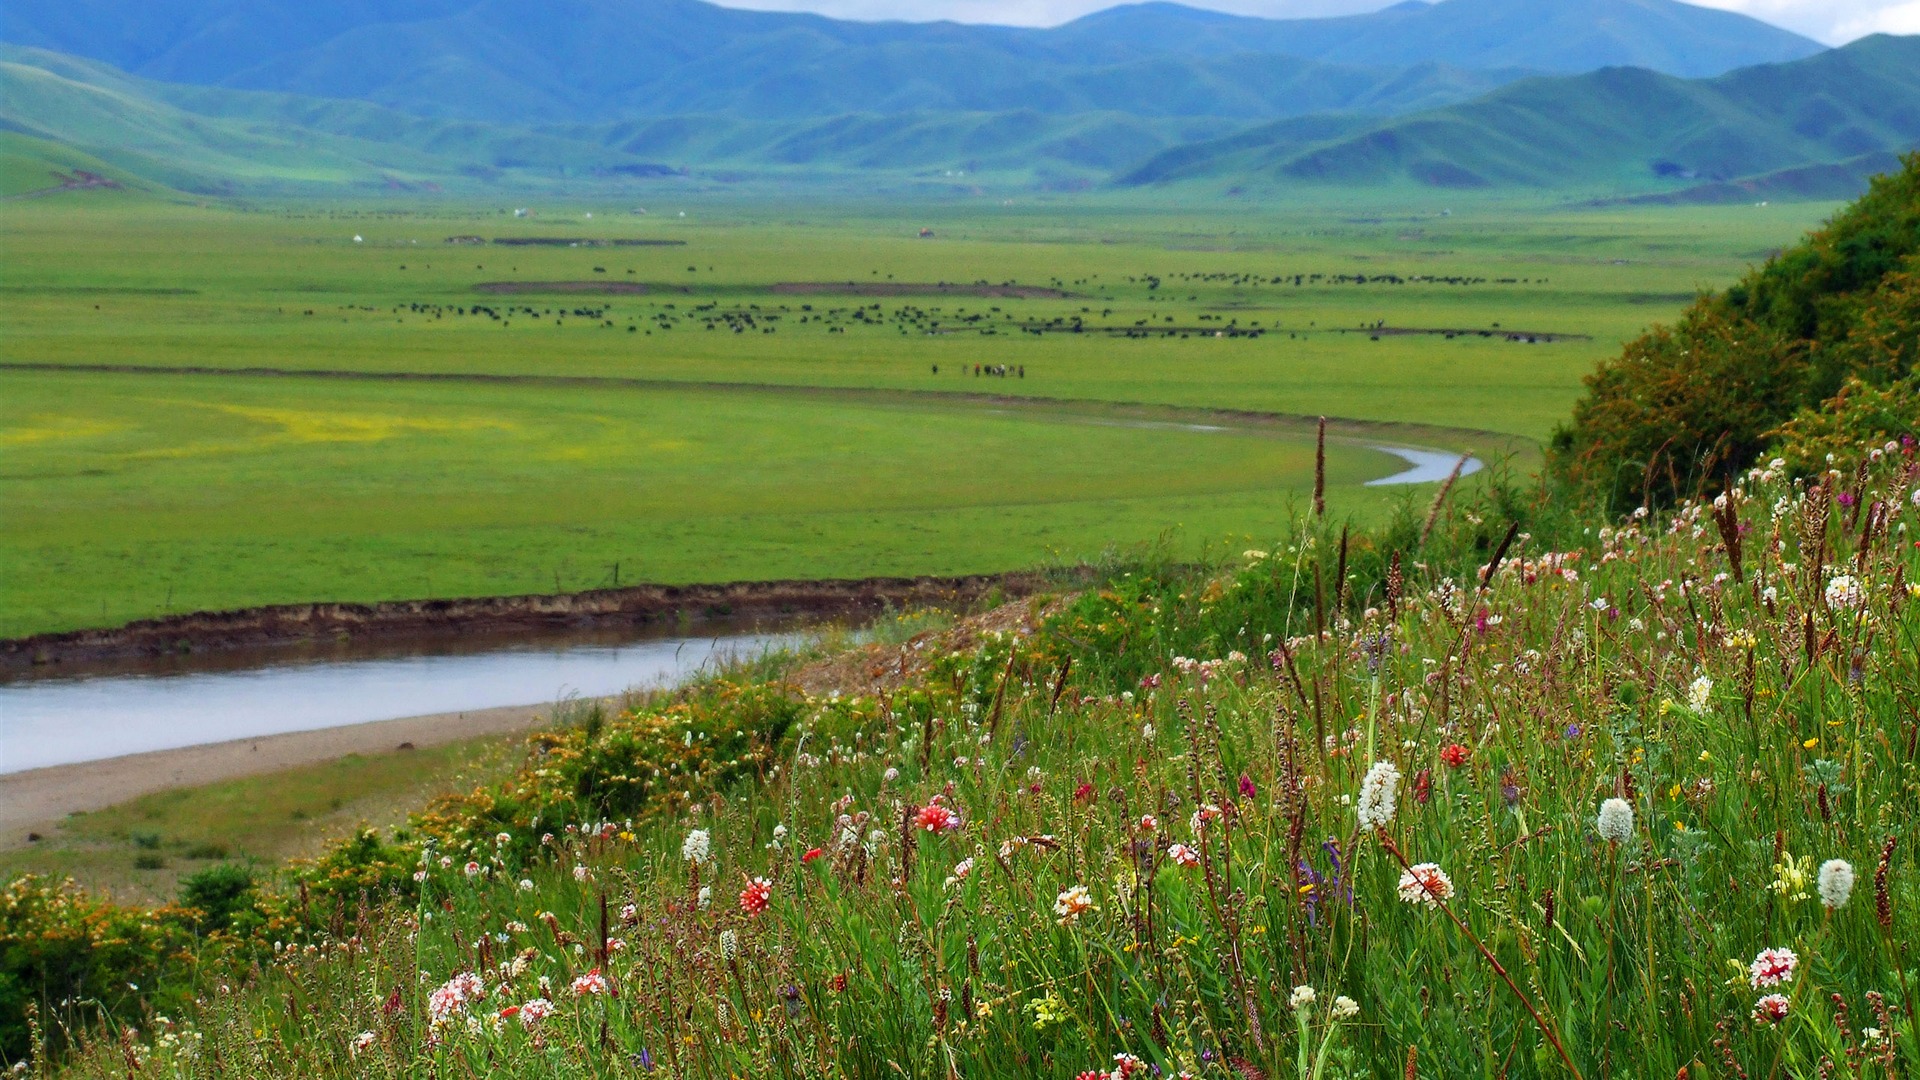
[[0, 701, 567, 845], [768, 282, 1072, 298]]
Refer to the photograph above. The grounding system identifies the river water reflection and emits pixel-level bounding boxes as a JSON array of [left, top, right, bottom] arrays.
[[0, 629, 798, 774]]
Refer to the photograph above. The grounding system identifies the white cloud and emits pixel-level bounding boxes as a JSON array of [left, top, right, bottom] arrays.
[[1677, 0, 1919, 43], [722, 0, 1391, 27], [721, 0, 1920, 39]]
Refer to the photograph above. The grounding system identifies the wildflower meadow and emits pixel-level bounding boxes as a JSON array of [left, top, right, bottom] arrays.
[[10, 436, 1918, 1079]]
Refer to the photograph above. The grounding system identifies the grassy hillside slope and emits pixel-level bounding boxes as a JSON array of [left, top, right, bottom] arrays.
[[0, 0, 1818, 126], [1123, 35, 1920, 194]]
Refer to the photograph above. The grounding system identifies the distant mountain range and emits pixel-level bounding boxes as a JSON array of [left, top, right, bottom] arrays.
[[0, 0, 1822, 124], [3, 0, 1912, 202], [1120, 34, 1920, 192]]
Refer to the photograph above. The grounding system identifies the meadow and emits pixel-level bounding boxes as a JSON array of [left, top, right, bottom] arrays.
[[24, 426, 1919, 1079], [0, 191, 1836, 636]]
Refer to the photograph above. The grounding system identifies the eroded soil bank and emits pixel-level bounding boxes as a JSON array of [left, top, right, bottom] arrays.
[[1, 572, 1063, 673]]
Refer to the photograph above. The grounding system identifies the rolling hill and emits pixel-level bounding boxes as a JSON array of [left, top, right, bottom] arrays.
[[1120, 34, 1920, 194], [3, 30, 1907, 199], [0, 45, 1245, 191], [0, 0, 1821, 125]]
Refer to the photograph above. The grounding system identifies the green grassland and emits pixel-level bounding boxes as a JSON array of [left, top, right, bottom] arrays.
[[0, 732, 523, 904], [0, 191, 1837, 637]]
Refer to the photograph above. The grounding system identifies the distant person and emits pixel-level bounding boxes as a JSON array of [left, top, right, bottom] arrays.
[[932, 364, 939, 374]]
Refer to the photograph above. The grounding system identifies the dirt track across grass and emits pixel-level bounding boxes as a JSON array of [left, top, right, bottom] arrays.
[[473, 281, 659, 294], [769, 282, 1072, 298]]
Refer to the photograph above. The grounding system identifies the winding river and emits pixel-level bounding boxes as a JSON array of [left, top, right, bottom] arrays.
[[0, 442, 1480, 776]]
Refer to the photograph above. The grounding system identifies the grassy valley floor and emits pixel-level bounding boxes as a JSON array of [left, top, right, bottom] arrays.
[[0, 193, 1833, 638]]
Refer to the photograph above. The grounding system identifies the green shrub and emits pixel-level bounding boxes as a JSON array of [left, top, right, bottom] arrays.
[[177, 864, 257, 933], [1553, 152, 1920, 509]]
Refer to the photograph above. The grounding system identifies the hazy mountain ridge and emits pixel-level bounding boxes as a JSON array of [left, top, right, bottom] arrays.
[[1120, 35, 1920, 193], [3, 28, 1909, 200], [0, 0, 1822, 125]]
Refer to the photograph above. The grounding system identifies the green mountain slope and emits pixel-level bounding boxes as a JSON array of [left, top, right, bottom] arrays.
[[0, 130, 143, 196], [0, 0, 1819, 126], [0, 47, 1244, 191], [0, 52, 652, 193], [1122, 35, 1920, 193]]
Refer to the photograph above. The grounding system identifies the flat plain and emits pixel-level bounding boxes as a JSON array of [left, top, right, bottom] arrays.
[[0, 191, 1836, 637]]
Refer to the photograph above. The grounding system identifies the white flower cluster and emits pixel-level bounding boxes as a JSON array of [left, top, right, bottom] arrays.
[[1597, 797, 1634, 844], [682, 828, 712, 866], [1356, 760, 1400, 831]]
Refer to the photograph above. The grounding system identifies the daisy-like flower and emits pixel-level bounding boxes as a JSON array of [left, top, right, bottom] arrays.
[[739, 877, 773, 915], [1752, 993, 1791, 1025], [1054, 885, 1097, 924], [1597, 797, 1634, 844], [682, 829, 712, 866], [1818, 859, 1855, 910], [1825, 574, 1864, 610], [914, 796, 962, 833], [1357, 760, 1401, 831], [1749, 947, 1798, 988], [1396, 863, 1454, 908], [570, 970, 609, 997], [1166, 843, 1201, 868]]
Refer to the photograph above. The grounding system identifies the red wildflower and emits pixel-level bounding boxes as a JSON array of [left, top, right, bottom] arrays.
[[1073, 781, 1096, 803], [1439, 744, 1471, 768], [739, 877, 772, 915], [801, 847, 824, 863], [830, 972, 848, 993], [914, 796, 962, 833], [1411, 768, 1433, 805]]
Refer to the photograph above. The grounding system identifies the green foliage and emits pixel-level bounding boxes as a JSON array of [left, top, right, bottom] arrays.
[[0, 877, 200, 1063], [1552, 151, 1920, 510], [1768, 374, 1920, 475], [176, 864, 257, 934]]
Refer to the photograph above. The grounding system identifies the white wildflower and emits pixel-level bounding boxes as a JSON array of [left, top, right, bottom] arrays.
[[1687, 675, 1712, 711], [1818, 859, 1855, 910], [1356, 760, 1401, 831], [1597, 797, 1634, 844], [682, 828, 712, 866]]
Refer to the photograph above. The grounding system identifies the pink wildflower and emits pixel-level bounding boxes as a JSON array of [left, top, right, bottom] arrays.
[[1396, 863, 1454, 907], [1749, 947, 1797, 989], [914, 796, 962, 833], [570, 969, 609, 997], [740, 877, 773, 915]]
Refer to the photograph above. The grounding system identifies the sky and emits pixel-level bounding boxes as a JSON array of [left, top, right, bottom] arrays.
[[722, 0, 1920, 43]]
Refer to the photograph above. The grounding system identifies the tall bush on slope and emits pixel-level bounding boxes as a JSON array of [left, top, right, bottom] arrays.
[[1551, 151, 1920, 511]]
